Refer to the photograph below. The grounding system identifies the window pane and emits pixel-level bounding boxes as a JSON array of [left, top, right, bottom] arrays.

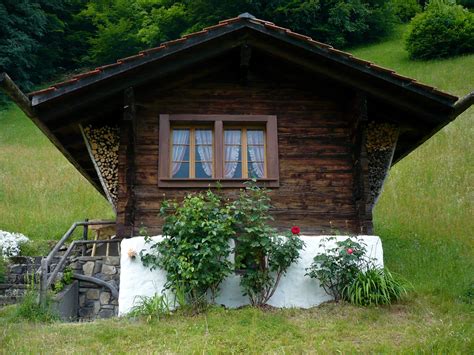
[[172, 145, 189, 162], [172, 162, 189, 178], [248, 161, 265, 178], [196, 161, 212, 178], [171, 129, 190, 179], [225, 129, 241, 145], [225, 161, 242, 178], [247, 130, 264, 145], [195, 129, 213, 145]]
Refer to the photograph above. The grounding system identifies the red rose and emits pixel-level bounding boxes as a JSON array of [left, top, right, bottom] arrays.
[[347, 248, 353, 255], [291, 226, 301, 235]]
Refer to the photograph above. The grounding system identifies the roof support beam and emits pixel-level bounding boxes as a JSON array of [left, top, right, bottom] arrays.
[[452, 91, 474, 118], [0, 73, 35, 118]]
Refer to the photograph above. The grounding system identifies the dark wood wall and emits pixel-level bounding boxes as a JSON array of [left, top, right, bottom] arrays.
[[116, 51, 368, 237]]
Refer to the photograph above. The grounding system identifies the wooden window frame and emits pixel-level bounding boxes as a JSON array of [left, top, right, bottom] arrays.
[[158, 114, 279, 188]]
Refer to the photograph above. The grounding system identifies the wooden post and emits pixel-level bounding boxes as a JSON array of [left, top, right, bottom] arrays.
[[240, 44, 252, 85], [122, 87, 136, 237], [351, 91, 373, 234], [81, 218, 89, 256]]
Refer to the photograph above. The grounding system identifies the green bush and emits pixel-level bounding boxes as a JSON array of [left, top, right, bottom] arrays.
[[306, 237, 367, 302], [406, 0, 474, 59], [344, 267, 409, 306], [232, 182, 305, 307], [392, 0, 422, 23], [140, 190, 234, 306]]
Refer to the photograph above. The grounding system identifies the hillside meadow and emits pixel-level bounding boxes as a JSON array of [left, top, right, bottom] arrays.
[[0, 26, 472, 352]]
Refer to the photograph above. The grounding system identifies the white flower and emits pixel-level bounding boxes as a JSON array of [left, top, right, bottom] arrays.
[[0, 230, 30, 258]]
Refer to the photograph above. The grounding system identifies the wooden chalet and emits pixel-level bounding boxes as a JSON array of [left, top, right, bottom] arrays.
[[1, 13, 472, 237]]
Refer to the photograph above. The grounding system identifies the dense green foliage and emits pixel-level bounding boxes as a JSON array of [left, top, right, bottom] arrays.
[[405, 0, 474, 59], [140, 190, 234, 304], [232, 183, 304, 307], [391, 0, 422, 22], [344, 267, 408, 305], [0, 0, 92, 103]]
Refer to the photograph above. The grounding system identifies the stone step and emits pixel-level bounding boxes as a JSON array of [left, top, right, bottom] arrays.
[[0, 295, 22, 307]]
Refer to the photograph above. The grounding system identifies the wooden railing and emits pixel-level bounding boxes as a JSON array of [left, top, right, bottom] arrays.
[[39, 220, 117, 306]]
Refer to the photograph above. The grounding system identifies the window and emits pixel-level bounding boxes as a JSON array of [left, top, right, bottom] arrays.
[[159, 115, 279, 187]]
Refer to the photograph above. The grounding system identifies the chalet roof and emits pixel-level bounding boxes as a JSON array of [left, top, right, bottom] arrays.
[[28, 13, 458, 105], [1, 13, 472, 198]]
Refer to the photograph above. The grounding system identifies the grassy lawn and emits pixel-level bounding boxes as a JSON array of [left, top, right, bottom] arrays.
[[0, 25, 472, 352]]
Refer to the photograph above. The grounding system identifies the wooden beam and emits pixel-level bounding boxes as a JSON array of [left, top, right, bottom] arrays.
[[452, 91, 474, 118], [121, 87, 136, 237], [240, 43, 252, 85], [351, 91, 373, 234], [0, 73, 35, 118]]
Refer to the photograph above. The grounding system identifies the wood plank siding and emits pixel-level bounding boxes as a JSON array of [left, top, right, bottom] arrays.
[[116, 51, 365, 237]]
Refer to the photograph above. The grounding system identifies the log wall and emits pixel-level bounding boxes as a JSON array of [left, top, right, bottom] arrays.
[[116, 64, 362, 236]]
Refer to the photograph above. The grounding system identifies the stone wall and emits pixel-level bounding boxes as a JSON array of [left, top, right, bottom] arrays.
[[69, 256, 120, 320]]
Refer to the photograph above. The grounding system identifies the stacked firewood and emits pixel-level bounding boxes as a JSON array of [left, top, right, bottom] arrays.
[[83, 125, 120, 206], [366, 121, 399, 208]]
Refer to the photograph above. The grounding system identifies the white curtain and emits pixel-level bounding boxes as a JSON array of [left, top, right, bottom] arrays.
[[224, 130, 241, 178], [195, 129, 213, 177], [247, 130, 265, 178], [171, 129, 190, 176]]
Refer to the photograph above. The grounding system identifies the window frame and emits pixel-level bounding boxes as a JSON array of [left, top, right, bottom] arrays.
[[158, 114, 279, 188]]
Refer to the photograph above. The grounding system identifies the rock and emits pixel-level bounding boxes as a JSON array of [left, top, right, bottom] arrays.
[[93, 261, 103, 274], [79, 295, 86, 307], [101, 264, 116, 275], [100, 292, 111, 305], [105, 256, 120, 266], [86, 289, 100, 300], [78, 307, 93, 318], [97, 309, 115, 318], [83, 261, 95, 276], [93, 301, 101, 314]]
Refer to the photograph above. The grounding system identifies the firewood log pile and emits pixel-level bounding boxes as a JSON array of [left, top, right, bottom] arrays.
[[83, 125, 120, 206], [366, 121, 399, 207]]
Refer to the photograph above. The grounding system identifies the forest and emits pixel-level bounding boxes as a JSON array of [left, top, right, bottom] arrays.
[[1, 0, 473, 104]]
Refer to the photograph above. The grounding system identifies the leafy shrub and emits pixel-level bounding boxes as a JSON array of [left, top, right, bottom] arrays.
[[232, 182, 305, 307], [141, 190, 234, 305], [344, 267, 408, 306], [128, 293, 171, 321], [406, 0, 474, 59], [306, 237, 367, 301], [392, 0, 422, 23]]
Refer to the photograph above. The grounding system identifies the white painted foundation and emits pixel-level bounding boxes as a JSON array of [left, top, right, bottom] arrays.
[[119, 235, 383, 315]]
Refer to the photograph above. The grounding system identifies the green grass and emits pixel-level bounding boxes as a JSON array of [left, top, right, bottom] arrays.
[[0, 106, 114, 249], [0, 302, 472, 353], [0, 25, 472, 352]]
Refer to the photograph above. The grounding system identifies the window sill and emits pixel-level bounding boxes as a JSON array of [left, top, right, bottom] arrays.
[[158, 178, 279, 188]]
